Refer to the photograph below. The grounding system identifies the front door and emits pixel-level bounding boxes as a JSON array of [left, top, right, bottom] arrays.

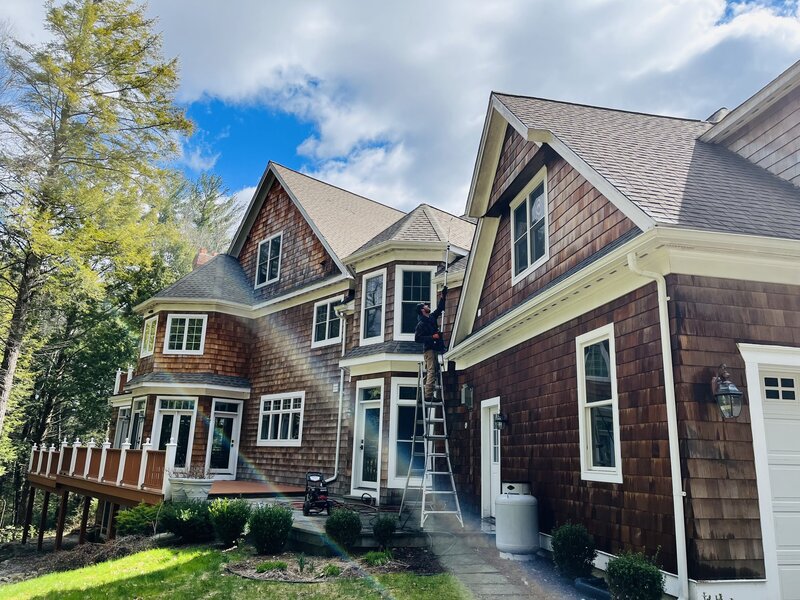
[[481, 398, 502, 518], [155, 397, 197, 470], [207, 399, 242, 479], [354, 383, 383, 491]]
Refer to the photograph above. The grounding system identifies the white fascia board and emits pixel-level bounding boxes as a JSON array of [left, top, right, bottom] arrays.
[[252, 275, 351, 317], [433, 269, 464, 287], [126, 382, 251, 400], [339, 353, 422, 368], [345, 241, 449, 271], [108, 394, 133, 408], [339, 354, 423, 377], [134, 297, 252, 316]]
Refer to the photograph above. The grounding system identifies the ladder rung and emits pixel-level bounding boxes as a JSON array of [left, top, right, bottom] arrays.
[[423, 510, 462, 514], [425, 490, 456, 495], [426, 471, 452, 475], [413, 451, 449, 457], [424, 434, 448, 440]]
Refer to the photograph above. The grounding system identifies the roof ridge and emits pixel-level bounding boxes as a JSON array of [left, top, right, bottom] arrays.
[[155, 253, 228, 296], [494, 92, 710, 125], [420, 204, 447, 242], [422, 203, 477, 227]]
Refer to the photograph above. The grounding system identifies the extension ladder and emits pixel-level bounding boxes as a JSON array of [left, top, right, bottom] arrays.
[[399, 357, 464, 528]]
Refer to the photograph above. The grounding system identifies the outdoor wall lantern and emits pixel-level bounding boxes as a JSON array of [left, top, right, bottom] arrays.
[[711, 364, 744, 419], [461, 384, 474, 410], [493, 412, 508, 430]]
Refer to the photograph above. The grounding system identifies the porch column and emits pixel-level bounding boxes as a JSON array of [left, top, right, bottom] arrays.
[[36, 441, 45, 474], [98, 438, 110, 482], [84, 438, 96, 478], [116, 440, 130, 486], [56, 438, 68, 475], [45, 444, 56, 477], [28, 443, 37, 473], [162, 438, 177, 500], [21, 488, 36, 544], [78, 496, 91, 545], [107, 504, 119, 540], [69, 438, 81, 476], [138, 438, 152, 489], [54, 490, 69, 550], [36, 491, 50, 551]]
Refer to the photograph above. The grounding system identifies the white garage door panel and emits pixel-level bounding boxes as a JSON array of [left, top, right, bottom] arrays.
[[764, 420, 800, 452], [769, 464, 800, 500], [779, 567, 800, 600]]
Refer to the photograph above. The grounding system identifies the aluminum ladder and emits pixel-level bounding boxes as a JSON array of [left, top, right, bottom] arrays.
[[399, 357, 464, 528]]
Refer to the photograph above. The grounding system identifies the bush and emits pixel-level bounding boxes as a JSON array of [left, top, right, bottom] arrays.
[[249, 504, 293, 554], [607, 551, 665, 600], [325, 508, 362, 550], [372, 515, 396, 550], [161, 501, 214, 543], [363, 550, 392, 566], [116, 503, 164, 537], [322, 563, 341, 577], [551, 522, 597, 579], [208, 498, 251, 547]]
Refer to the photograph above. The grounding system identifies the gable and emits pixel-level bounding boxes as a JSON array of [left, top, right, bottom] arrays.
[[488, 124, 539, 212]]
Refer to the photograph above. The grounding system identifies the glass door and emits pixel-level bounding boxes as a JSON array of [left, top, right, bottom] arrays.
[[355, 385, 382, 490], [155, 398, 196, 470], [208, 400, 241, 477]]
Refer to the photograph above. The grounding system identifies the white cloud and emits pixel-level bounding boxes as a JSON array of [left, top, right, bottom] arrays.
[[2, 0, 799, 215], [181, 146, 220, 172]]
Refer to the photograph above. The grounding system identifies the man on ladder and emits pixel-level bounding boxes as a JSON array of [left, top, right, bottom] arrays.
[[414, 286, 448, 402]]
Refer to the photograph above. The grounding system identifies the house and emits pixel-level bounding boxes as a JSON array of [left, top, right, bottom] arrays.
[[445, 60, 800, 599]]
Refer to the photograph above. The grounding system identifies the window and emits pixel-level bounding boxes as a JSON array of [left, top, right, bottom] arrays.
[[510, 170, 548, 283], [130, 397, 147, 449], [257, 392, 305, 447], [394, 266, 436, 340], [155, 396, 197, 470], [255, 232, 283, 287], [312, 296, 343, 348], [576, 323, 622, 483], [140, 316, 158, 358], [163, 314, 207, 355], [764, 375, 796, 401], [360, 269, 386, 345], [388, 379, 424, 487], [114, 408, 131, 448]]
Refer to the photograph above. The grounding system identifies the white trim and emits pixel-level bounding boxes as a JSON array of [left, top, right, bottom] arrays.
[[393, 265, 436, 341], [109, 394, 133, 408], [162, 313, 208, 355], [738, 343, 800, 600], [114, 406, 132, 448], [576, 323, 623, 484], [311, 295, 344, 348], [130, 396, 147, 449], [351, 378, 384, 501], [359, 268, 387, 346], [153, 396, 199, 470], [509, 167, 549, 285], [347, 241, 462, 271], [465, 102, 510, 218], [388, 377, 422, 488], [338, 354, 423, 378], [254, 231, 283, 288], [204, 398, 243, 480], [125, 381, 250, 400], [256, 391, 305, 447], [480, 397, 501, 518], [140, 315, 158, 358]]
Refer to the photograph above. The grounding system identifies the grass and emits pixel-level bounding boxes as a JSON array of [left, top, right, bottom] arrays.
[[0, 546, 470, 599], [255, 560, 287, 573]]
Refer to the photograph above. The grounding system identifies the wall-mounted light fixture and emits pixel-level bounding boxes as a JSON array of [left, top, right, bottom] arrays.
[[493, 412, 508, 431], [461, 384, 474, 410], [711, 364, 744, 419]]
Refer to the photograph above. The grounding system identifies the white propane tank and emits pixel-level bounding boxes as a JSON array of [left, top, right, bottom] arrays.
[[495, 493, 539, 557]]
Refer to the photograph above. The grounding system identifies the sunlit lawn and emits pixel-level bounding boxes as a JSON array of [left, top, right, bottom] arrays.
[[0, 546, 470, 600]]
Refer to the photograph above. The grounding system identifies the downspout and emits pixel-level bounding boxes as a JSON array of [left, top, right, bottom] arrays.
[[326, 309, 347, 486], [627, 252, 688, 600]]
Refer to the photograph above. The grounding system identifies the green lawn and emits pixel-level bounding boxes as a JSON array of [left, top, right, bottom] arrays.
[[0, 547, 470, 600]]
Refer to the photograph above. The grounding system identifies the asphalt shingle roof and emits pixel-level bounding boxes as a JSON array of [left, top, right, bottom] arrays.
[[343, 340, 421, 360], [153, 254, 256, 304], [126, 372, 251, 389], [495, 94, 800, 240]]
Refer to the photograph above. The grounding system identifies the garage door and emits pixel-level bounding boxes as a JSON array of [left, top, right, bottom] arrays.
[[763, 371, 800, 599]]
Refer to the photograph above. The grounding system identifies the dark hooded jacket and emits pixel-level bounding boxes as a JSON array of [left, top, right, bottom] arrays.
[[414, 293, 446, 352]]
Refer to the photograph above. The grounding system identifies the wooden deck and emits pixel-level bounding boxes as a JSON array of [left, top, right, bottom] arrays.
[[208, 480, 305, 498]]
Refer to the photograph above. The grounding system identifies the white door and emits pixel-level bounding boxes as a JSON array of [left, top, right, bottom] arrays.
[[481, 398, 502, 518], [762, 371, 800, 599], [206, 399, 242, 479], [354, 383, 382, 491]]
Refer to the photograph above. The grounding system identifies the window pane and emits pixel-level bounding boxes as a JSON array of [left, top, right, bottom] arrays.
[[293, 397, 302, 409], [260, 415, 269, 440], [401, 271, 431, 334], [185, 318, 203, 351], [365, 306, 382, 338], [530, 185, 545, 224], [290, 413, 301, 439], [584, 340, 611, 404], [397, 406, 417, 440], [270, 414, 279, 439], [590, 405, 615, 467], [168, 318, 186, 350], [766, 389, 780, 399], [765, 377, 779, 387], [158, 415, 173, 450], [398, 385, 418, 401], [532, 220, 546, 263], [781, 378, 795, 388], [513, 203, 527, 242], [401, 303, 418, 335], [328, 312, 340, 339], [315, 320, 327, 342], [396, 440, 412, 477], [268, 255, 280, 281], [366, 275, 383, 307], [514, 237, 528, 274], [280, 413, 290, 439], [282, 398, 291, 410], [257, 243, 269, 285]]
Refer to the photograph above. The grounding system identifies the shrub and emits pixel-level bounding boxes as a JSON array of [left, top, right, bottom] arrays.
[[116, 503, 164, 537], [208, 498, 251, 547], [255, 560, 287, 573], [372, 515, 396, 550], [607, 551, 665, 600], [249, 504, 293, 554], [551, 522, 597, 579], [325, 508, 362, 550], [322, 563, 341, 577], [161, 501, 214, 543], [363, 550, 392, 566]]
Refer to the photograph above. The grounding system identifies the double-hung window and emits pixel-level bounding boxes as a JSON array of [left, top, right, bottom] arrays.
[[257, 392, 305, 447], [576, 323, 622, 483], [163, 314, 208, 355], [312, 296, 343, 348], [510, 171, 548, 283], [255, 232, 283, 287], [394, 266, 435, 340], [388, 379, 425, 487], [360, 269, 386, 345], [140, 316, 158, 358]]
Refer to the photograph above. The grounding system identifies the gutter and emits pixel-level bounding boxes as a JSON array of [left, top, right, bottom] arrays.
[[626, 252, 688, 600], [327, 306, 348, 486]]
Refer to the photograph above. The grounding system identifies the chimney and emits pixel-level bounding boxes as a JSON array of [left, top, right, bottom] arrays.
[[193, 248, 218, 269]]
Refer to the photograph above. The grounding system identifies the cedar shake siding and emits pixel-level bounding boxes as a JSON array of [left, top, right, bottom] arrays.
[[474, 154, 639, 331], [453, 284, 679, 573], [238, 180, 340, 301], [134, 311, 251, 379], [489, 124, 539, 211]]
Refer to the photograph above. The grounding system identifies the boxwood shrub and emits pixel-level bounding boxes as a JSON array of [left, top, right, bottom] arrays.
[[249, 504, 293, 554], [161, 500, 214, 543], [116, 502, 164, 537], [607, 551, 665, 600], [325, 508, 362, 550], [209, 498, 251, 547], [551, 522, 597, 579], [372, 515, 396, 550]]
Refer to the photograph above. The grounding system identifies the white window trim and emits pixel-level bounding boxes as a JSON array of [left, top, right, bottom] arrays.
[[576, 323, 622, 484], [510, 166, 549, 286], [350, 378, 384, 502], [162, 313, 208, 355], [114, 407, 131, 448], [254, 231, 284, 289], [153, 396, 198, 470], [140, 315, 158, 358], [311, 295, 344, 349], [130, 396, 147, 449], [256, 391, 305, 448], [393, 265, 436, 342], [203, 398, 243, 479], [360, 268, 387, 347], [388, 377, 422, 488]]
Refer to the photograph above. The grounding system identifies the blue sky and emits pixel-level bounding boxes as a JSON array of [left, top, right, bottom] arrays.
[[2, 0, 800, 214]]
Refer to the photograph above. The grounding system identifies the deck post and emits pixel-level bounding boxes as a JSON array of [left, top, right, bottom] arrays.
[[36, 441, 46, 474], [54, 490, 69, 550], [37, 491, 50, 551], [162, 439, 177, 499], [28, 443, 37, 473], [69, 438, 81, 476], [107, 504, 119, 540], [56, 438, 68, 475], [78, 496, 91, 545], [98, 438, 110, 481], [138, 438, 152, 489], [84, 438, 96, 478], [21, 488, 36, 544], [116, 440, 130, 486], [46, 444, 55, 477]]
